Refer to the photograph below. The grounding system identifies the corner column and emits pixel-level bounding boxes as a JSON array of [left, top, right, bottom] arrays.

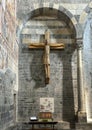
[[77, 40, 87, 122]]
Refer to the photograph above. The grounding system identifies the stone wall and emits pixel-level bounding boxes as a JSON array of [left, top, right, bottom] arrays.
[[17, 0, 90, 21], [0, 1, 18, 130], [0, 0, 92, 130]]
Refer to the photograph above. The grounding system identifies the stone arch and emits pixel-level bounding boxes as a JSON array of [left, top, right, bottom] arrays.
[[78, 2, 92, 43], [83, 12, 92, 119], [79, 1, 92, 41], [79, 1, 92, 121], [79, 1, 92, 28], [17, 3, 79, 39]]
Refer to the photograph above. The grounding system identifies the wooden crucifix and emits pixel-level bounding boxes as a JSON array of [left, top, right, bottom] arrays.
[[29, 30, 65, 84]]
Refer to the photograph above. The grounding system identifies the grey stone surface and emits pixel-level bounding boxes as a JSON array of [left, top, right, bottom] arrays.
[[17, 0, 90, 4], [16, 0, 90, 20], [0, 68, 16, 130], [83, 12, 92, 119]]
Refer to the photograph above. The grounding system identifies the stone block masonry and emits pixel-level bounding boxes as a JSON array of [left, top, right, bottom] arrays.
[[0, 1, 18, 130]]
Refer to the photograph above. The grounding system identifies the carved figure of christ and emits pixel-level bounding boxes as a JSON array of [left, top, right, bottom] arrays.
[[29, 30, 65, 84]]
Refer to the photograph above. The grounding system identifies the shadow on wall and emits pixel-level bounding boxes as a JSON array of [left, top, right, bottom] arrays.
[[61, 44, 77, 127], [27, 40, 77, 122], [30, 49, 46, 88], [29, 44, 77, 123]]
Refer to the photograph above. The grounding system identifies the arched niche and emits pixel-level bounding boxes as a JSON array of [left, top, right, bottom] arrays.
[[18, 7, 79, 127], [21, 7, 76, 45]]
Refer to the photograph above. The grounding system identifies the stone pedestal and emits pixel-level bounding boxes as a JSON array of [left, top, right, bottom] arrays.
[[78, 111, 87, 122], [57, 121, 70, 129]]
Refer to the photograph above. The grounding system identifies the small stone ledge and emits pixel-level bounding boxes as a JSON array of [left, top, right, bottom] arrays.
[[5, 122, 92, 130], [78, 111, 87, 123], [5, 122, 71, 130], [57, 121, 70, 129], [76, 123, 92, 130]]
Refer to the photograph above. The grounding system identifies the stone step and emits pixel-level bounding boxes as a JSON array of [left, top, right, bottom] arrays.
[[6, 123, 92, 130]]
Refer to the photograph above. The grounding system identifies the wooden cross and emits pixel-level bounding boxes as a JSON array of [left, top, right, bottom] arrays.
[[29, 30, 65, 84]]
